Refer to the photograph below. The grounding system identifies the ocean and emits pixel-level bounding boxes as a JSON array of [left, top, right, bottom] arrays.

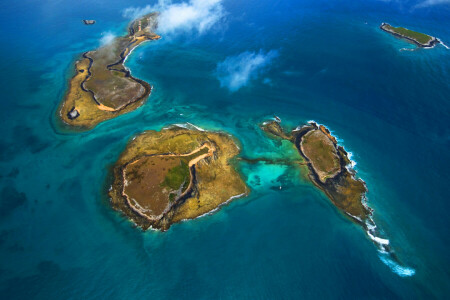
[[0, 0, 449, 298]]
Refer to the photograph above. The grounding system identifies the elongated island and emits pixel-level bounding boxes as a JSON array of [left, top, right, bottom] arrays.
[[262, 119, 412, 273], [261, 120, 371, 224], [58, 13, 160, 130], [109, 125, 248, 231], [380, 22, 439, 48]]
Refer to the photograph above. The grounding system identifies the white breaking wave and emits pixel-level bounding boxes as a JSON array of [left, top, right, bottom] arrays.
[[399, 47, 416, 52], [346, 151, 357, 169], [379, 255, 416, 277], [368, 231, 390, 245], [437, 39, 450, 49], [186, 122, 205, 131], [173, 123, 206, 131]]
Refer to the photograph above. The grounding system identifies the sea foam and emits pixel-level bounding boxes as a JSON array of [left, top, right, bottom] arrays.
[[437, 39, 450, 50], [379, 255, 416, 277]]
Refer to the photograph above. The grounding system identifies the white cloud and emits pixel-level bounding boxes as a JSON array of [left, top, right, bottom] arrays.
[[123, 0, 225, 36], [216, 50, 279, 92], [100, 31, 116, 46], [415, 0, 450, 7]]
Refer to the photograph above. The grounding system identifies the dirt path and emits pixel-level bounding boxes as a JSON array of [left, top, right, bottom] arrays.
[[121, 143, 216, 221]]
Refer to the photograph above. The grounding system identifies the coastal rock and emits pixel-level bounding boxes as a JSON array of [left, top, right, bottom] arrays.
[[67, 107, 79, 120], [82, 20, 95, 25]]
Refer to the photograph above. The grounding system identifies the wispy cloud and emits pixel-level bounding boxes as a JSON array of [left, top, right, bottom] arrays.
[[216, 50, 279, 92], [415, 0, 450, 7], [123, 0, 226, 36], [100, 31, 116, 46]]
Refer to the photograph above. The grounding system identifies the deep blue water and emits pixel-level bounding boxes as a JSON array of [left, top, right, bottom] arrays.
[[0, 0, 449, 298]]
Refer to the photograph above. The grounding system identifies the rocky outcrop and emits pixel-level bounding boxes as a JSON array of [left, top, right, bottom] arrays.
[[82, 20, 95, 25], [67, 107, 79, 120]]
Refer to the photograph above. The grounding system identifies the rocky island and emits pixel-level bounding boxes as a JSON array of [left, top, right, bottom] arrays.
[[261, 120, 371, 224], [260, 119, 416, 269], [82, 20, 95, 25], [58, 13, 160, 130], [109, 125, 249, 231], [380, 22, 439, 48]]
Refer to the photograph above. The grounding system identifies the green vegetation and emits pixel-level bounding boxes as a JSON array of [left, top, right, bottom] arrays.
[[161, 160, 189, 190], [261, 120, 370, 221], [109, 126, 248, 230], [161, 147, 210, 192], [384, 24, 432, 44]]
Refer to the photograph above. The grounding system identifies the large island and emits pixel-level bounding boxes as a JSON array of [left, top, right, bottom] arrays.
[[58, 13, 160, 130], [380, 22, 439, 48], [109, 125, 248, 231]]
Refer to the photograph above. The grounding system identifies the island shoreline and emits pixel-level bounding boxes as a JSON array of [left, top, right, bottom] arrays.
[[56, 13, 160, 131], [380, 22, 440, 48]]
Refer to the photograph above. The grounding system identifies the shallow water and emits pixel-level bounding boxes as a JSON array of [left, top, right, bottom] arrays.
[[0, 0, 449, 298]]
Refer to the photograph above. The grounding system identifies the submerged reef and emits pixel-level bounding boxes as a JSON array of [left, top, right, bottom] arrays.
[[58, 13, 160, 130], [109, 125, 248, 231]]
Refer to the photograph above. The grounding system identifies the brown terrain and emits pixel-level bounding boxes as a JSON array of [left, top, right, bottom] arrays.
[[261, 120, 370, 224], [109, 126, 248, 231], [58, 13, 161, 130]]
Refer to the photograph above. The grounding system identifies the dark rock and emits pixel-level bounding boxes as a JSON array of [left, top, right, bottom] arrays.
[[67, 107, 80, 120], [82, 20, 95, 25]]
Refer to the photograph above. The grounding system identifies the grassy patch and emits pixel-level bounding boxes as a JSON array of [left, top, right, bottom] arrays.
[[385, 24, 432, 44], [161, 160, 190, 191]]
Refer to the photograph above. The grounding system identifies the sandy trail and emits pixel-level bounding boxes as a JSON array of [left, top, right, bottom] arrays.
[[121, 143, 216, 221]]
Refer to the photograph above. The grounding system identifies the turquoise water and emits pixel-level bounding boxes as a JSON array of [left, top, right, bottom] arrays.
[[0, 0, 449, 298]]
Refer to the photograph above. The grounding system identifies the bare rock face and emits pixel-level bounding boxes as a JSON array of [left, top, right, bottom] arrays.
[[67, 107, 80, 120]]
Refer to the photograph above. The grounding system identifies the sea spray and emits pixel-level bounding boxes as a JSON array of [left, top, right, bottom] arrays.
[[380, 255, 416, 277]]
